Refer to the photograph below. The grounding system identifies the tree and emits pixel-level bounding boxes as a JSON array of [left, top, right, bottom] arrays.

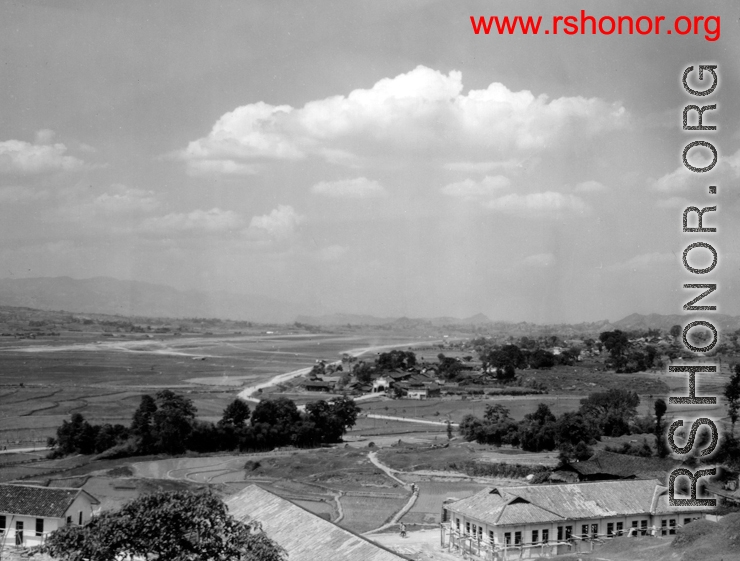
[[221, 399, 251, 428], [44, 489, 285, 561], [724, 365, 740, 434], [446, 420, 453, 440], [654, 398, 669, 457], [670, 324, 682, 340], [131, 395, 158, 454], [579, 389, 639, 436], [152, 390, 197, 455], [599, 330, 630, 370]]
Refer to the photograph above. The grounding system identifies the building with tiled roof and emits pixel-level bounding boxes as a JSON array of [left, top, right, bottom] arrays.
[[0, 483, 99, 548], [440, 479, 712, 559], [549, 450, 679, 483], [227, 485, 410, 561]]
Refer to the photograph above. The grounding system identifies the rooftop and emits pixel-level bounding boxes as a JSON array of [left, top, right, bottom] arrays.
[[446, 479, 713, 526], [226, 485, 410, 561], [0, 484, 99, 518]]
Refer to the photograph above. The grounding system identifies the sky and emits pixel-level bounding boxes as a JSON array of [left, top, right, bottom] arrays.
[[1, 0, 739, 323]]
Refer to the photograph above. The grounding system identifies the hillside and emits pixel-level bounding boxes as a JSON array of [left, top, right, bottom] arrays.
[[0, 276, 311, 324]]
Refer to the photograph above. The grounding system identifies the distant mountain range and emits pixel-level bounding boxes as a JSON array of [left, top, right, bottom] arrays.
[[0, 276, 312, 324], [1, 276, 738, 331]]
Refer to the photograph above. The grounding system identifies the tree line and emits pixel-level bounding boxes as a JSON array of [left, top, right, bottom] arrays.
[[48, 391, 361, 458], [459, 388, 645, 461]]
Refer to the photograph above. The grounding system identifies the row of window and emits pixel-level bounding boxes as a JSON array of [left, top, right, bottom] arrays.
[[0, 516, 44, 536], [454, 517, 699, 546]]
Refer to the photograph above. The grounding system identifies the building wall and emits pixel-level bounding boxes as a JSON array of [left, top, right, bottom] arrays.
[[0, 515, 63, 547], [0, 493, 97, 548], [443, 509, 707, 560]]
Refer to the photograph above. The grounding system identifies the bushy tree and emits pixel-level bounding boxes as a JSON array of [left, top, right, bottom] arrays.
[[44, 489, 285, 561], [152, 390, 197, 455], [724, 365, 740, 434]]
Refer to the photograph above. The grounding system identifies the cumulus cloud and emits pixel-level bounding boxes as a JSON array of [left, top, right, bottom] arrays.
[[315, 245, 348, 261], [90, 184, 160, 214], [522, 253, 555, 267], [0, 186, 50, 204], [248, 205, 304, 238], [652, 147, 740, 194], [180, 66, 627, 174], [186, 159, 261, 176], [442, 160, 524, 173], [0, 136, 87, 174], [139, 208, 244, 235], [574, 180, 608, 193], [485, 191, 590, 216], [607, 252, 676, 271], [311, 177, 386, 198], [441, 175, 510, 200]]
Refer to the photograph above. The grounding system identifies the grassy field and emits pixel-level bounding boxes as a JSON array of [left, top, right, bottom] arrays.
[[0, 331, 428, 446]]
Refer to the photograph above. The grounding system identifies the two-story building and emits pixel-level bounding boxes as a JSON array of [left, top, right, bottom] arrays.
[[440, 479, 712, 560], [0, 483, 100, 548]]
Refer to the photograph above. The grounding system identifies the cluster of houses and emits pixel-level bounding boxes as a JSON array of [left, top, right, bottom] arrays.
[[300, 361, 459, 399]]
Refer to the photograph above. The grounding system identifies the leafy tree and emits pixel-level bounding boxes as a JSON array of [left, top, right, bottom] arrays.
[[518, 404, 557, 452], [376, 350, 416, 370], [152, 390, 197, 455], [44, 489, 285, 561], [436, 354, 464, 380], [574, 440, 594, 461], [221, 399, 251, 428], [579, 389, 639, 436], [654, 398, 669, 457], [599, 330, 631, 370], [528, 349, 556, 369], [353, 361, 374, 384], [670, 324, 682, 340], [555, 412, 599, 447], [724, 365, 740, 434], [130, 395, 158, 454]]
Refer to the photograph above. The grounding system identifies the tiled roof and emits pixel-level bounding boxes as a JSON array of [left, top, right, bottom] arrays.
[[227, 485, 410, 561], [0, 484, 98, 518], [447, 480, 700, 526]]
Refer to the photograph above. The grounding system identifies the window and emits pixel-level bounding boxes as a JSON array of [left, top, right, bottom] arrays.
[[532, 530, 539, 544], [557, 526, 563, 541], [616, 522, 623, 536], [669, 519, 676, 535], [0, 515, 5, 531], [35, 519, 43, 537], [504, 532, 511, 546], [479, 526, 483, 541], [542, 529, 549, 544], [582, 524, 589, 539], [78, 511, 83, 525], [631, 520, 638, 536], [641, 520, 648, 536], [456, 519, 460, 531], [514, 531, 522, 545], [607, 523, 614, 537], [489, 530, 494, 543], [565, 526, 573, 540], [591, 524, 598, 538], [66, 516, 72, 525], [684, 518, 691, 526], [472, 525, 476, 538], [466, 522, 470, 534], [661, 520, 667, 536]]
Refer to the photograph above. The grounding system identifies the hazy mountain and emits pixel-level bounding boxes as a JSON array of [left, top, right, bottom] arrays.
[[295, 313, 493, 327], [612, 312, 740, 332], [0, 276, 313, 323]]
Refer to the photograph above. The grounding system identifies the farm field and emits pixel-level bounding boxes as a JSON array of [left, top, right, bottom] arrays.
[[0, 331, 429, 446], [399, 479, 489, 525]]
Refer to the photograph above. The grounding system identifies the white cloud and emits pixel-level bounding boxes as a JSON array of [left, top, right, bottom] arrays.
[[652, 147, 740, 194], [0, 138, 87, 174], [574, 180, 608, 193], [186, 159, 261, 176], [441, 175, 510, 200], [315, 245, 348, 261], [34, 129, 56, 145], [442, 160, 523, 173], [485, 191, 590, 216], [180, 65, 627, 173], [311, 177, 386, 198], [522, 253, 555, 267], [607, 252, 676, 271], [140, 208, 244, 234], [90, 184, 160, 214], [0, 186, 50, 204], [248, 205, 304, 239]]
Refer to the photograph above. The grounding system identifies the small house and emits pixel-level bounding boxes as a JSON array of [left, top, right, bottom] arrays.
[[0, 483, 99, 548]]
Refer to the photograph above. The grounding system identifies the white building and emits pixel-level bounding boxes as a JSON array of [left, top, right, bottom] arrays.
[[0, 483, 100, 548], [440, 479, 711, 559]]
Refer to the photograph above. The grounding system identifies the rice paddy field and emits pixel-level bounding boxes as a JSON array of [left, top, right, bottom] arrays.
[[0, 330, 427, 446]]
